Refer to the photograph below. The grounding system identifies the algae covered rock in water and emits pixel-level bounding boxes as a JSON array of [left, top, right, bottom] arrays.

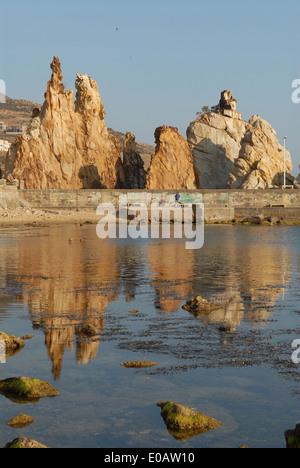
[[285, 424, 300, 448], [4, 436, 49, 449], [120, 361, 158, 368], [183, 296, 222, 317], [157, 401, 222, 441], [0, 377, 59, 403], [6, 413, 35, 429]]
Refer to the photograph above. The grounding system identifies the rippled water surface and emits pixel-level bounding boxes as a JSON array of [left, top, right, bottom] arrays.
[[0, 224, 300, 448]]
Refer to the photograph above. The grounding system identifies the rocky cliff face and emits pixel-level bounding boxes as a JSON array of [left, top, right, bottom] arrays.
[[294, 170, 300, 189], [228, 115, 293, 189], [5, 57, 122, 189], [187, 92, 293, 189], [187, 111, 248, 189], [119, 132, 146, 189], [5, 78, 294, 191], [145, 126, 197, 190]]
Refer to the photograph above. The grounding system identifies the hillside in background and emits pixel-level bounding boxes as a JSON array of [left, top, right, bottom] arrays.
[[0, 96, 41, 128]]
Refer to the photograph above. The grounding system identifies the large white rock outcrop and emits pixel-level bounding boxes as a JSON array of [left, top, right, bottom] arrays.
[[187, 91, 293, 189], [187, 111, 248, 189], [228, 115, 293, 189]]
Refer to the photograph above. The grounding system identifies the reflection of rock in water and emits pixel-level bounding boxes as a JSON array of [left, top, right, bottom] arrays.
[[118, 245, 145, 303], [75, 339, 103, 365], [147, 240, 195, 314], [183, 294, 246, 332], [147, 227, 291, 329], [0, 225, 293, 380], [191, 231, 291, 331], [0, 230, 120, 379]]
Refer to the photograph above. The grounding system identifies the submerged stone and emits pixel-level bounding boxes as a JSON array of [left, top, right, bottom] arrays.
[[4, 436, 49, 449], [285, 424, 300, 448], [6, 413, 35, 428], [182, 296, 222, 317], [21, 335, 34, 340], [120, 361, 158, 368], [157, 401, 222, 441], [0, 377, 59, 403], [0, 332, 25, 358], [75, 324, 98, 337]]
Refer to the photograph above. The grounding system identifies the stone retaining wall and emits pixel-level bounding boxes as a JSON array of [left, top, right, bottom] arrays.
[[0, 188, 300, 222]]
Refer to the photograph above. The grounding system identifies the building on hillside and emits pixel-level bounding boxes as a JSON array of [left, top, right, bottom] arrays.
[[5, 125, 27, 135], [0, 139, 11, 152]]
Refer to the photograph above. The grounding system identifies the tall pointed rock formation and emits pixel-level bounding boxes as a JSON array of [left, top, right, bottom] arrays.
[[5, 57, 122, 189], [145, 126, 198, 190]]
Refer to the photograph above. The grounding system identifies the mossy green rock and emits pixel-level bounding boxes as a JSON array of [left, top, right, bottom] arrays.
[[285, 424, 300, 448], [157, 401, 222, 440], [4, 436, 49, 448], [0, 377, 59, 403]]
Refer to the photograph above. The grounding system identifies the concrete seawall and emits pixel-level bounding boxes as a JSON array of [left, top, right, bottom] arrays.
[[0, 188, 300, 223]]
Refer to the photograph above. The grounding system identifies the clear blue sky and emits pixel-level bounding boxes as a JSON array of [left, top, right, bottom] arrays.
[[1, 0, 299, 173]]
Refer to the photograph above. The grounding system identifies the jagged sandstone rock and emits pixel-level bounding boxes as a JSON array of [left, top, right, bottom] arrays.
[[119, 132, 146, 189], [187, 91, 293, 189], [145, 126, 198, 190], [294, 168, 300, 189], [187, 111, 247, 189], [228, 115, 293, 189], [214, 90, 242, 120], [5, 57, 122, 189]]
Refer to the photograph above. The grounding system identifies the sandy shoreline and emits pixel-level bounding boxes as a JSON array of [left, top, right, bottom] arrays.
[[1, 206, 299, 229], [0, 206, 99, 229]]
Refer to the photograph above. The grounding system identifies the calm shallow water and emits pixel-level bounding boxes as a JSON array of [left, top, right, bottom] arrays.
[[0, 224, 300, 448]]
